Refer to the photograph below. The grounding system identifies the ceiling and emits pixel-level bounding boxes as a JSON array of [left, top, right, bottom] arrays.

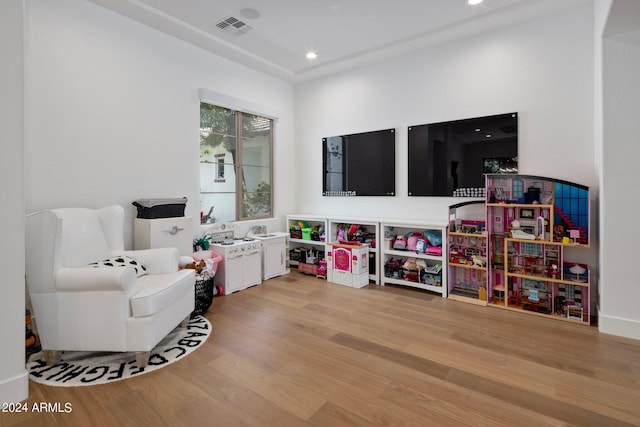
[[86, 0, 590, 83]]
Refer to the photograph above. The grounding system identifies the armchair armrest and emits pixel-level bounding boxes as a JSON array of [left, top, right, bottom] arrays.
[[122, 248, 180, 274], [55, 266, 138, 292]]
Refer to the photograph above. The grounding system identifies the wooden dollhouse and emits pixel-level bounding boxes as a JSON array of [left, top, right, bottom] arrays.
[[447, 175, 591, 325], [485, 174, 591, 324]]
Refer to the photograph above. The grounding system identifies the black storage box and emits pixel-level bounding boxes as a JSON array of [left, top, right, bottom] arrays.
[[132, 197, 187, 219]]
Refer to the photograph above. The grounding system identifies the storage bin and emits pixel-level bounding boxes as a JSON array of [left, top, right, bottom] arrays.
[[298, 263, 318, 275], [289, 248, 302, 262], [384, 237, 394, 250], [192, 250, 223, 275], [302, 227, 313, 240], [132, 197, 187, 219], [299, 248, 321, 264], [192, 275, 214, 317]]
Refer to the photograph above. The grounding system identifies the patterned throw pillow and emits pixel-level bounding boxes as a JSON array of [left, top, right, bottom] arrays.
[[89, 255, 147, 277]]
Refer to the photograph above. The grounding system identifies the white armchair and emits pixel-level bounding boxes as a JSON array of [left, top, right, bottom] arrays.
[[25, 205, 195, 367]]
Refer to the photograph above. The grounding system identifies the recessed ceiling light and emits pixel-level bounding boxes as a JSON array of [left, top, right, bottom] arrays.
[[475, 128, 481, 132], [306, 51, 318, 60], [485, 134, 492, 138], [468, 0, 483, 5], [239, 8, 260, 19]]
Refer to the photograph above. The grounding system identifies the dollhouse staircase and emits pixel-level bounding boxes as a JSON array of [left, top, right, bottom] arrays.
[[553, 206, 587, 244]]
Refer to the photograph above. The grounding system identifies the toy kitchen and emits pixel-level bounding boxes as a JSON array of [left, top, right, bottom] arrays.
[[204, 222, 289, 295], [205, 222, 262, 295]]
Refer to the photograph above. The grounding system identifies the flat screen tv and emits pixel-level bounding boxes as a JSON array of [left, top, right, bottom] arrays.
[[408, 113, 518, 196], [323, 128, 395, 196]]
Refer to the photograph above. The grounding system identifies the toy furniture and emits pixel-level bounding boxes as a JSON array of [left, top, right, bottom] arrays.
[[327, 242, 370, 288], [508, 290, 521, 306], [25, 205, 195, 367], [327, 218, 380, 283]]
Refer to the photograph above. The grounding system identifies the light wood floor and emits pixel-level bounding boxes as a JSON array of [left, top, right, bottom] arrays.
[[5, 271, 640, 426]]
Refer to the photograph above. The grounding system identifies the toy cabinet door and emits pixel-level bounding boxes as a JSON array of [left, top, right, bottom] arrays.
[[333, 247, 352, 272]]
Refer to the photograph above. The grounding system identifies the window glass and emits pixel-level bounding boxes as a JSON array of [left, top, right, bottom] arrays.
[[200, 103, 273, 222]]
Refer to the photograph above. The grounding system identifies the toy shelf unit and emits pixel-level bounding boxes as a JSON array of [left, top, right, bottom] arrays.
[[485, 174, 591, 325], [447, 201, 488, 306], [327, 218, 380, 284], [286, 215, 327, 277], [381, 220, 447, 297]]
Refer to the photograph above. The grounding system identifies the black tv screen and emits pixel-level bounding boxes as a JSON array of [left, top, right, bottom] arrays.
[[323, 129, 395, 196], [408, 113, 518, 196]]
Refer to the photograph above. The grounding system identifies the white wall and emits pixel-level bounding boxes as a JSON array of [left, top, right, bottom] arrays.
[[599, 0, 640, 339], [0, 0, 29, 405], [24, 0, 296, 245], [294, 4, 596, 225], [594, 0, 611, 332]]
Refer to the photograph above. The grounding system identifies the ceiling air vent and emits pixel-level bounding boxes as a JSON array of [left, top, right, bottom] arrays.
[[215, 16, 252, 35]]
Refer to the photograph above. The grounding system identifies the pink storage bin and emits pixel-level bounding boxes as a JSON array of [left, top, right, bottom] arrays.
[[192, 250, 223, 275]]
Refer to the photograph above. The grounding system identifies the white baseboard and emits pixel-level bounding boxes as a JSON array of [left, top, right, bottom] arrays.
[[598, 309, 640, 341], [0, 370, 28, 404]]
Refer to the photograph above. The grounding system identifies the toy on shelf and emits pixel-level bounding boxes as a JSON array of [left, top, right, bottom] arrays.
[[393, 235, 407, 250], [316, 259, 327, 279], [471, 255, 486, 267]]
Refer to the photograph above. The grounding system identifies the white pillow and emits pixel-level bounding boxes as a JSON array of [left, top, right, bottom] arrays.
[[89, 255, 147, 277]]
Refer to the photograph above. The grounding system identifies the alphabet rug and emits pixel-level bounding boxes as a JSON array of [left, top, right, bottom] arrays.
[[26, 315, 211, 387]]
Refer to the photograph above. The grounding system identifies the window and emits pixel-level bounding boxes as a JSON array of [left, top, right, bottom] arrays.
[[215, 155, 225, 181], [553, 182, 589, 244], [200, 103, 273, 223], [512, 179, 524, 200]]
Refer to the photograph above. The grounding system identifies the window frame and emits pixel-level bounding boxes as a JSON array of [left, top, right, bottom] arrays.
[[199, 89, 277, 223], [236, 112, 274, 221]]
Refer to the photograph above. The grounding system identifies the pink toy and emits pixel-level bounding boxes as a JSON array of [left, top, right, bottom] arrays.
[[393, 235, 407, 250]]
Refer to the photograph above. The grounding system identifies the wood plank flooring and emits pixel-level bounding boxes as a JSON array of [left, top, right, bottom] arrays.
[[4, 271, 640, 426]]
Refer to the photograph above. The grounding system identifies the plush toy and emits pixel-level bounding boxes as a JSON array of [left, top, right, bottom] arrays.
[[184, 260, 206, 273], [179, 256, 195, 268]]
